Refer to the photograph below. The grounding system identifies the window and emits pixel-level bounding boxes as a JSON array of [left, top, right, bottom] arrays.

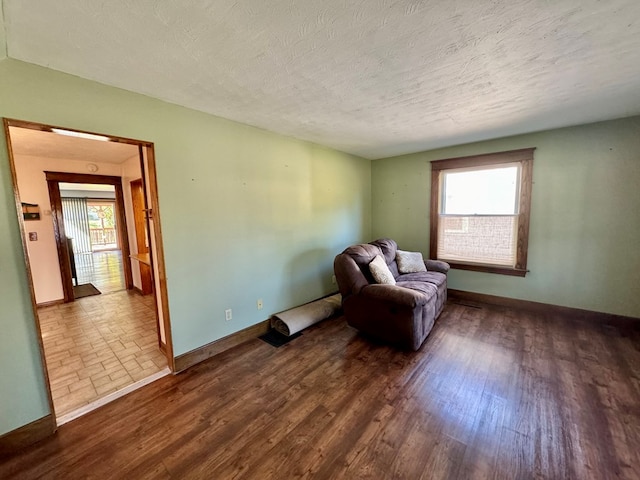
[[429, 148, 534, 277]]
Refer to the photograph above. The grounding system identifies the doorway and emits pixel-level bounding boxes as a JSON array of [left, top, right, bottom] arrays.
[[60, 185, 126, 296], [45, 171, 134, 303], [3, 118, 175, 425]]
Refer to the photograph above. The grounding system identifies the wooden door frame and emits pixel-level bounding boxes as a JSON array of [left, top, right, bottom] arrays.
[[141, 145, 173, 358], [3, 118, 176, 383], [45, 171, 133, 302]]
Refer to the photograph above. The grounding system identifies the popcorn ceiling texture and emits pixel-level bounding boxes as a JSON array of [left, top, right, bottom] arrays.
[[4, 0, 640, 158]]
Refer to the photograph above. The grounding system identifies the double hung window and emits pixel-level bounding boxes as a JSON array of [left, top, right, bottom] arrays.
[[429, 148, 534, 276]]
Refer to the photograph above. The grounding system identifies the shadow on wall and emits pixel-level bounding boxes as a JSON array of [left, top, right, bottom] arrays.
[[287, 248, 337, 307]]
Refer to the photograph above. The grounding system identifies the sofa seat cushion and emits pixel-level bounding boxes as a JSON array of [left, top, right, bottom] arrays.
[[395, 280, 439, 300], [397, 271, 447, 289]]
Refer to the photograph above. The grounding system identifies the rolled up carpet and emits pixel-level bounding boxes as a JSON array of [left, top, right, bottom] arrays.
[[270, 293, 342, 336]]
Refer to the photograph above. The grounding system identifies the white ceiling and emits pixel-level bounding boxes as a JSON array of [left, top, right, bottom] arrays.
[[8, 126, 138, 164], [4, 0, 640, 159]]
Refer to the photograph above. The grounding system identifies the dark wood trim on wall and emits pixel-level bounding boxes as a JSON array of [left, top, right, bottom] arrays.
[[4, 119, 153, 147], [45, 171, 134, 298], [429, 148, 536, 276], [429, 169, 440, 260], [515, 155, 533, 271], [448, 289, 640, 329], [445, 262, 527, 277], [0, 414, 56, 458], [144, 146, 176, 372], [430, 148, 536, 171], [175, 320, 271, 373], [46, 178, 73, 302]]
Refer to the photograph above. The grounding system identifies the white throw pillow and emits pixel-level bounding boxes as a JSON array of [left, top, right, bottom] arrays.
[[369, 255, 396, 285], [396, 250, 427, 274]]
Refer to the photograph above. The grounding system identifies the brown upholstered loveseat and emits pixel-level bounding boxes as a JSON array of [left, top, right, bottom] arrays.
[[334, 238, 450, 350]]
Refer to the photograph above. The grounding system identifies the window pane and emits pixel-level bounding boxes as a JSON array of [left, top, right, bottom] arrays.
[[437, 215, 517, 266], [442, 166, 518, 215]]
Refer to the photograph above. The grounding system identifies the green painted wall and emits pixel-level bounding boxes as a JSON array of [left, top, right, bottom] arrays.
[[0, 6, 6, 60], [0, 58, 371, 435], [372, 116, 640, 318]]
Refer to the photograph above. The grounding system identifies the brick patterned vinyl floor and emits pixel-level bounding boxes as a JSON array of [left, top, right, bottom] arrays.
[[38, 291, 167, 417]]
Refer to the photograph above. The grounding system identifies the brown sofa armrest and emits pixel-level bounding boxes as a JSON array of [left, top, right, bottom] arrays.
[[360, 284, 428, 308], [425, 259, 450, 274]]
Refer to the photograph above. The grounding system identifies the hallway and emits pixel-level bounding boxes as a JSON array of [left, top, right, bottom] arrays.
[[38, 290, 167, 418]]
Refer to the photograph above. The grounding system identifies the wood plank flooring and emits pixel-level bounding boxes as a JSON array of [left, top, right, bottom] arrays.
[[2, 301, 639, 479]]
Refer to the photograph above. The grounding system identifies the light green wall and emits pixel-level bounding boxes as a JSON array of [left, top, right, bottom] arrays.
[[0, 58, 371, 435], [372, 116, 640, 318], [0, 123, 51, 437], [0, 10, 5, 60]]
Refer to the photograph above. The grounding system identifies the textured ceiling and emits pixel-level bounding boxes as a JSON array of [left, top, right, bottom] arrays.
[[9, 126, 138, 164], [4, 0, 640, 159]]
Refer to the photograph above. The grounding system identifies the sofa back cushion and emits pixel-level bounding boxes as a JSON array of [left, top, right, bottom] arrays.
[[334, 243, 382, 297], [369, 238, 400, 278]]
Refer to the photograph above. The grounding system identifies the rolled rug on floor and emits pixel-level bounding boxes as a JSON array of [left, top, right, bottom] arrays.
[[271, 293, 342, 336]]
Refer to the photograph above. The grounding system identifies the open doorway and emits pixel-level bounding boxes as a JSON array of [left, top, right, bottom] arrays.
[[3, 119, 174, 425], [60, 184, 126, 296]]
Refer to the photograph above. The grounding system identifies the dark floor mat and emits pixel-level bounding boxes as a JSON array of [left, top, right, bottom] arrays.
[[259, 329, 302, 347], [73, 283, 101, 299]]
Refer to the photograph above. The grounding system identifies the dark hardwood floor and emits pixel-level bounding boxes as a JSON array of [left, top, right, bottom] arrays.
[[2, 301, 639, 479]]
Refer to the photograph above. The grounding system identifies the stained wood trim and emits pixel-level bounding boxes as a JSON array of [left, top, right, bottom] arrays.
[[429, 169, 439, 260], [446, 262, 527, 277], [144, 146, 175, 372], [175, 320, 271, 373], [430, 148, 536, 171], [0, 415, 56, 457], [2, 118, 58, 424], [4, 118, 153, 147], [429, 148, 535, 276], [515, 154, 533, 271], [45, 171, 123, 185], [46, 179, 74, 302], [448, 289, 640, 329], [45, 171, 134, 296]]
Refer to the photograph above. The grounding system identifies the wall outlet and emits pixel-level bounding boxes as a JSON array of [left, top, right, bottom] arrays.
[[225, 308, 232, 321], [257, 299, 263, 310], [331, 275, 337, 285]]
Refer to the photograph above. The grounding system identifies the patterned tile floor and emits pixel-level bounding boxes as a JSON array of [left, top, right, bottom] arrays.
[[38, 291, 167, 417]]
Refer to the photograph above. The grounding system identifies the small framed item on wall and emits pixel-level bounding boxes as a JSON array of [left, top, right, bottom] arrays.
[[22, 202, 41, 221]]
